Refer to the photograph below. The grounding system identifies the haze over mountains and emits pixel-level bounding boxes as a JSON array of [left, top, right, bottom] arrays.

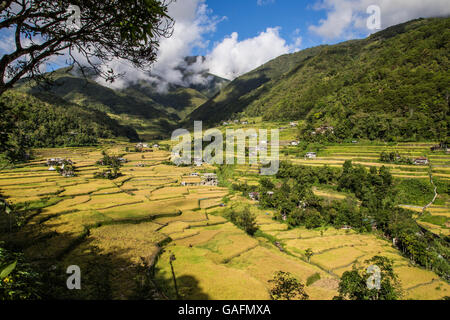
[[9, 17, 450, 144]]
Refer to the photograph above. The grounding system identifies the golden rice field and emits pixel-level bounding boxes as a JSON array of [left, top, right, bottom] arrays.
[[284, 142, 450, 237], [0, 140, 449, 300], [153, 197, 450, 300]]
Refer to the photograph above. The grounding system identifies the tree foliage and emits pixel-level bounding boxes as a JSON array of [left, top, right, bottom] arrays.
[[190, 18, 450, 142], [0, 243, 42, 300], [224, 206, 259, 236], [0, 90, 138, 162], [257, 161, 450, 280], [335, 256, 402, 300], [0, 0, 174, 94], [269, 271, 309, 300]]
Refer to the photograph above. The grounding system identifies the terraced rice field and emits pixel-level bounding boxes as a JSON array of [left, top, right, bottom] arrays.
[[0, 141, 449, 300], [285, 142, 450, 237], [0, 145, 234, 299], [152, 196, 450, 300]]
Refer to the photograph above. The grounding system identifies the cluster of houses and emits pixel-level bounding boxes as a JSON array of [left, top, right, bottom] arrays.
[[134, 143, 160, 152], [413, 157, 429, 165], [136, 143, 149, 149], [47, 158, 73, 171], [181, 173, 219, 187], [46, 158, 75, 177], [222, 120, 249, 126]]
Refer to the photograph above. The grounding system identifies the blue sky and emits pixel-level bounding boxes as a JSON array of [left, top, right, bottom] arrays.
[[193, 0, 345, 55], [173, 0, 449, 81]]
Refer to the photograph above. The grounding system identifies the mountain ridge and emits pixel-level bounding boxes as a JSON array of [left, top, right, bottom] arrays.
[[185, 17, 449, 142]]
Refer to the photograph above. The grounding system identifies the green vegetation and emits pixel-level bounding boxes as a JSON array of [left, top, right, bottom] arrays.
[[0, 15, 449, 301], [0, 143, 448, 300], [17, 64, 228, 140], [0, 90, 138, 162], [188, 18, 450, 143], [256, 160, 449, 280], [395, 179, 435, 206], [306, 272, 321, 286], [0, 243, 42, 300], [335, 256, 402, 300], [223, 206, 259, 236], [94, 152, 123, 180], [269, 271, 309, 300]]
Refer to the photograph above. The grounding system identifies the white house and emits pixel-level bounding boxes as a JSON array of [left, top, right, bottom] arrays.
[[414, 157, 429, 165], [305, 152, 317, 159], [136, 142, 149, 149]]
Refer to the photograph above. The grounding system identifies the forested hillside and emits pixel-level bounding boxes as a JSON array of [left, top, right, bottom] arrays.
[[19, 59, 229, 122], [0, 90, 139, 160], [18, 68, 174, 121], [187, 18, 450, 142]]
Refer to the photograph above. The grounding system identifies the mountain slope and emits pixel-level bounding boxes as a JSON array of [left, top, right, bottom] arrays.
[[186, 45, 325, 124], [123, 81, 210, 120], [0, 90, 139, 151], [17, 58, 229, 140], [187, 17, 450, 142], [18, 68, 173, 121]]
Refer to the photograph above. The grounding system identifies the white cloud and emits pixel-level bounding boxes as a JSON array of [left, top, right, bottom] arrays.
[[98, 0, 294, 87], [309, 0, 450, 39], [290, 28, 303, 52], [96, 0, 224, 90], [205, 27, 291, 80]]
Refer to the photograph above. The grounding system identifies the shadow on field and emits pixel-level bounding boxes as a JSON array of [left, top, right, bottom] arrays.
[[152, 265, 211, 300], [0, 217, 174, 300]]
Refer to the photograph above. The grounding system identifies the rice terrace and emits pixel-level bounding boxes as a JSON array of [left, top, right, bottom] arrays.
[[1, 124, 449, 300], [0, 0, 449, 305]]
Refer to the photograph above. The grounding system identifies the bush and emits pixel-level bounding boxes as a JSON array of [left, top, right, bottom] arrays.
[[224, 207, 259, 236], [306, 273, 321, 286], [0, 244, 42, 300]]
